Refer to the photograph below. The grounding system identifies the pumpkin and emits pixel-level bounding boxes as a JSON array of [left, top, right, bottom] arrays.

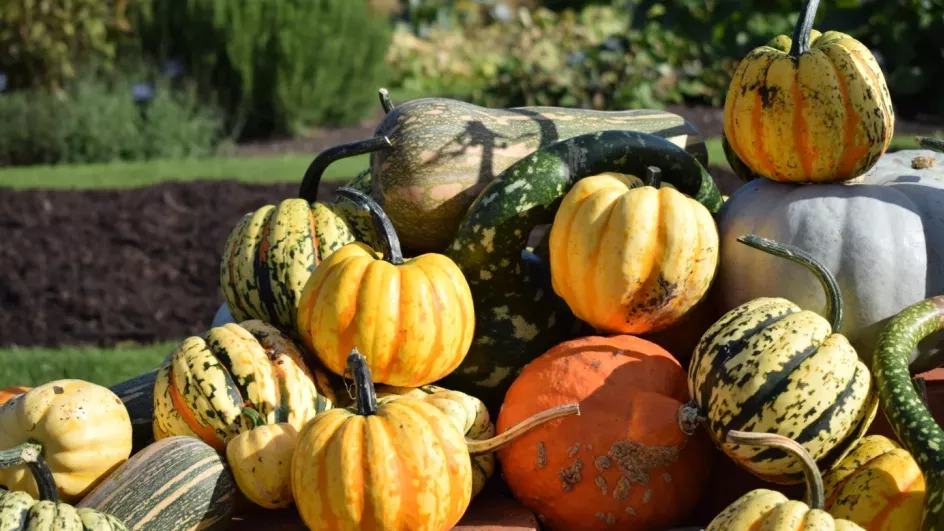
[[290, 348, 579, 531], [152, 320, 336, 450], [296, 187, 475, 387], [548, 168, 719, 335], [0, 386, 29, 405], [77, 436, 238, 530], [871, 294, 944, 530], [707, 430, 864, 530], [686, 234, 877, 484], [298, 91, 709, 253], [225, 407, 298, 509], [220, 194, 381, 334], [0, 379, 133, 502], [716, 142, 944, 372], [374, 383, 495, 498], [723, 0, 893, 184], [495, 334, 715, 531], [822, 434, 926, 530], [0, 442, 127, 530]]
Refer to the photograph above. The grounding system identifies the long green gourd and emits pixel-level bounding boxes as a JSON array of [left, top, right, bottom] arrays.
[[872, 295, 944, 530]]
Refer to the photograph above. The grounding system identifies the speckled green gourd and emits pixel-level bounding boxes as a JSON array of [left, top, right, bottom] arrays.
[[439, 130, 723, 411], [872, 295, 944, 531]]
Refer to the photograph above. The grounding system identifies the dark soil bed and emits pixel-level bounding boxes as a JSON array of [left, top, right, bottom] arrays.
[[0, 165, 741, 348]]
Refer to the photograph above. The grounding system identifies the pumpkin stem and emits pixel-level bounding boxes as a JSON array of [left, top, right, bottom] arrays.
[[379, 88, 395, 114], [0, 441, 59, 503], [336, 187, 404, 265], [917, 136, 944, 153], [645, 166, 662, 188], [347, 348, 379, 416], [466, 404, 580, 455], [725, 430, 824, 509], [737, 234, 843, 332], [241, 407, 265, 429], [298, 136, 392, 203], [789, 0, 820, 58]]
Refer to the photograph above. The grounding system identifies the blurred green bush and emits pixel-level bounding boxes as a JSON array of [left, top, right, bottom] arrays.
[[0, 63, 224, 166]]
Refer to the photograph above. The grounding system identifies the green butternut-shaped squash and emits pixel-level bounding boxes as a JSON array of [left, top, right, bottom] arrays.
[[299, 92, 709, 253], [77, 436, 237, 531], [438, 130, 723, 411]]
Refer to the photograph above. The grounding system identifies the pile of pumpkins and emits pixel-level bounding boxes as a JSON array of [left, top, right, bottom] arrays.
[[4, 0, 944, 529]]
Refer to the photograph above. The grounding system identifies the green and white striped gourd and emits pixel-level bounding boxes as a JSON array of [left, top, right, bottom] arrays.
[[685, 235, 877, 484]]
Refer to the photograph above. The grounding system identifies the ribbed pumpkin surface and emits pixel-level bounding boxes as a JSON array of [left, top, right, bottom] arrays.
[[153, 321, 335, 450], [76, 436, 237, 531], [220, 198, 378, 332], [548, 172, 718, 335], [0, 489, 127, 531], [688, 297, 877, 483]]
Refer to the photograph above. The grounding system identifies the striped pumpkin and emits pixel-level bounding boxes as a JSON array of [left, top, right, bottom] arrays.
[[722, 0, 893, 184], [220, 197, 380, 334], [823, 435, 926, 530], [375, 384, 495, 498], [686, 235, 877, 484], [152, 320, 336, 450], [76, 436, 237, 530]]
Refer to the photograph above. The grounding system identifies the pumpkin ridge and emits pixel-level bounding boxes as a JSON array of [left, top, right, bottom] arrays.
[[696, 309, 796, 410], [690, 299, 780, 383], [846, 48, 893, 166], [791, 64, 814, 181], [825, 53, 861, 180], [168, 351, 227, 449], [867, 466, 924, 528], [413, 259, 463, 384], [377, 414, 410, 528], [254, 215, 284, 327], [724, 60, 750, 165], [749, 56, 782, 179], [222, 215, 253, 322], [589, 190, 624, 327], [413, 264, 446, 385], [619, 188, 664, 330]]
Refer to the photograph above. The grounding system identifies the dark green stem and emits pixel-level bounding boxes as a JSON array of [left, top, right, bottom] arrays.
[[242, 407, 265, 429], [379, 88, 394, 114], [737, 234, 843, 332], [336, 187, 404, 265], [872, 295, 944, 531], [918, 136, 944, 153], [645, 166, 662, 188], [789, 0, 820, 57], [298, 136, 392, 203], [347, 348, 378, 416], [726, 430, 823, 509], [0, 442, 58, 503]]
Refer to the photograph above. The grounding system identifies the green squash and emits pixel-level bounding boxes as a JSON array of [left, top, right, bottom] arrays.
[[438, 130, 723, 411], [299, 92, 710, 253], [872, 294, 944, 531], [0, 442, 127, 530], [716, 141, 944, 372]]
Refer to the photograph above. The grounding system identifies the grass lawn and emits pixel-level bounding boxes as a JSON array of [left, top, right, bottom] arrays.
[[1, 343, 173, 388]]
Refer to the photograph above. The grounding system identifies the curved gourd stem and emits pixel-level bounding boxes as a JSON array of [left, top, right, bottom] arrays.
[[348, 348, 379, 416], [298, 136, 392, 203], [917, 136, 944, 153], [872, 295, 944, 531], [466, 404, 580, 455], [336, 187, 404, 265], [379, 88, 395, 114], [0, 441, 59, 503], [242, 407, 265, 429], [789, 0, 820, 58], [737, 234, 843, 332], [645, 166, 662, 188], [726, 430, 824, 509]]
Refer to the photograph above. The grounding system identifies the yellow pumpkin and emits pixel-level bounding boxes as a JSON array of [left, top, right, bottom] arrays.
[[722, 0, 893, 183], [0, 380, 133, 502], [822, 435, 926, 530], [290, 348, 578, 531], [708, 430, 864, 530], [548, 169, 718, 334], [375, 384, 495, 498], [296, 187, 475, 387], [225, 408, 298, 509]]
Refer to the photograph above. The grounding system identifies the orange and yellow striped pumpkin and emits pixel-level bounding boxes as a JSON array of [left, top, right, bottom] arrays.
[[722, 0, 893, 183], [296, 187, 475, 387], [548, 170, 718, 334]]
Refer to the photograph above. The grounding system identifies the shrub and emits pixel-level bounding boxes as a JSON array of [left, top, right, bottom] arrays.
[[0, 63, 224, 166], [130, 0, 392, 139]]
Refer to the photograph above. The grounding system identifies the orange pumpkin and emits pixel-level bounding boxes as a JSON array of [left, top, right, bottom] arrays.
[[495, 335, 715, 531], [0, 387, 29, 405]]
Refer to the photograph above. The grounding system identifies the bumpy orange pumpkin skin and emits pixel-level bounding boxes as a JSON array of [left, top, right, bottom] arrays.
[[0, 387, 29, 405], [549, 172, 718, 335], [496, 335, 714, 531], [296, 188, 475, 388]]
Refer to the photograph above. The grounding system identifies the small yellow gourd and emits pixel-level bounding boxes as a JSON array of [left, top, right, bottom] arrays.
[[225, 408, 299, 509]]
